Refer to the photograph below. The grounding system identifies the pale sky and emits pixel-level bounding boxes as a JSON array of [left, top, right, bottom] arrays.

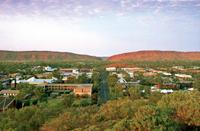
[[0, 0, 200, 56]]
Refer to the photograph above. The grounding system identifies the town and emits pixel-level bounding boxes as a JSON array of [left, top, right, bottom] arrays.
[[0, 61, 199, 111]]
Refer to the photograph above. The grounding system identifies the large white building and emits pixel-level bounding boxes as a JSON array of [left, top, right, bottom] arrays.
[[12, 77, 57, 85]]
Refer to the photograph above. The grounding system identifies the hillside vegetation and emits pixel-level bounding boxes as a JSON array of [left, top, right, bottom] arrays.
[[0, 51, 101, 62]]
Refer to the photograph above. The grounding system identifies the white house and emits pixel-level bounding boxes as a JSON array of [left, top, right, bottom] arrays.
[[106, 67, 116, 72], [118, 77, 127, 83], [44, 66, 57, 72], [162, 72, 172, 76], [128, 72, 134, 78], [60, 68, 79, 76], [175, 74, 192, 79], [188, 88, 194, 91], [160, 89, 174, 94]]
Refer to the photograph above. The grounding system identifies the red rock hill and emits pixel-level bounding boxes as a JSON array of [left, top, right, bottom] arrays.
[[108, 51, 200, 61]]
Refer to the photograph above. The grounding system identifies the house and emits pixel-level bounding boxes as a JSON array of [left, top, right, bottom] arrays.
[[160, 89, 173, 94], [60, 68, 79, 76], [191, 66, 200, 70], [121, 68, 134, 72], [132, 67, 145, 72], [143, 72, 157, 77], [127, 72, 134, 78], [80, 68, 93, 78], [188, 88, 194, 91], [0, 90, 19, 96], [173, 66, 184, 70], [106, 67, 116, 72], [152, 70, 163, 74], [118, 77, 127, 83], [175, 74, 192, 79], [121, 68, 134, 78], [40, 84, 93, 96], [80, 68, 93, 73], [44, 66, 57, 72], [162, 72, 172, 76], [74, 87, 92, 96]]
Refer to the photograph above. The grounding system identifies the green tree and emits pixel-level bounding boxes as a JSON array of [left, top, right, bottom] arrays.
[[0, 81, 3, 90], [66, 76, 76, 84], [149, 92, 163, 104], [158, 91, 200, 128], [107, 74, 118, 88], [77, 73, 90, 83], [130, 105, 179, 130], [107, 74, 118, 99], [52, 70, 63, 83], [63, 94, 75, 108], [128, 85, 143, 100], [123, 71, 131, 82], [193, 74, 200, 91], [91, 72, 100, 93]]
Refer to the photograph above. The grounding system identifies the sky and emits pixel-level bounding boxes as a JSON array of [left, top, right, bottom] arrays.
[[0, 0, 200, 56]]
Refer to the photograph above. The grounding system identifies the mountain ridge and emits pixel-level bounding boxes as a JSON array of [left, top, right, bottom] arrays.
[[0, 50, 101, 62], [108, 50, 200, 61], [1, 50, 200, 62]]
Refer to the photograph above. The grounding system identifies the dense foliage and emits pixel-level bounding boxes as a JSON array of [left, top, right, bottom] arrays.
[[40, 91, 200, 131], [0, 90, 199, 131]]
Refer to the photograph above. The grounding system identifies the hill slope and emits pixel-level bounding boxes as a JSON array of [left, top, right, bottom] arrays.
[[0, 51, 101, 62], [108, 51, 200, 61]]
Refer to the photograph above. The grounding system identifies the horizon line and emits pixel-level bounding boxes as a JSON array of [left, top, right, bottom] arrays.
[[0, 49, 200, 58]]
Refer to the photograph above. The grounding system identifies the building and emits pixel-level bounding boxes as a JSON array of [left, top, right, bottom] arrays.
[[60, 68, 79, 74], [12, 77, 57, 85], [26, 77, 57, 85], [0, 90, 19, 96], [143, 72, 157, 77], [40, 84, 93, 96], [175, 74, 192, 79], [162, 72, 172, 76], [160, 89, 173, 94], [74, 87, 92, 96], [80, 68, 93, 73], [80, 68, 93, 78], [173, 66, 184, 70], [129, 67, 145, 72], [106, 67, 117, 72], [44, 66, 57, 72], [0, 72, 7, 79], [60, 68, 79, 76]]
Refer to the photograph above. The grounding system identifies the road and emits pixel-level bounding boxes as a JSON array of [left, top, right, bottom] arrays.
[[98, 71, 109, 104]]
